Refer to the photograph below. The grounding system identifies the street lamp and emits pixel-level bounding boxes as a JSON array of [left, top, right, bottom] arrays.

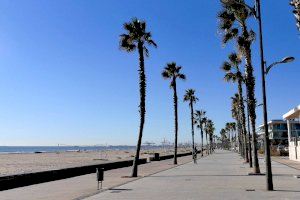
[[265, 57, 295, 75]]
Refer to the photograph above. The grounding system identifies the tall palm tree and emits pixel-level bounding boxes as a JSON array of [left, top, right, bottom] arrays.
[[225, 122, 232, 147], [204, 118, 209, 155], [221, 52, 249, 162], [162, 62, 186, 165], [231, 93, 243, 156], [184, 89, 198, 163], [205, 119, 215, 154], [218, 1, 260, 173], [230, 122, 237, 149], [194, 110, 207, 157], [119, 18, 157, 177], [220, 128, 228, 149]]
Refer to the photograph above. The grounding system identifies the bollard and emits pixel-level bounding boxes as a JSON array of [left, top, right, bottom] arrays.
[[96, 168, 104, 190]]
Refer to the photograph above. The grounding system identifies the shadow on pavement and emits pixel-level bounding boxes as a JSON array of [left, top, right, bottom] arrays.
[[150, 174, 248, 177], [274, 190, 300, 193], [109, 188, 132, 191]]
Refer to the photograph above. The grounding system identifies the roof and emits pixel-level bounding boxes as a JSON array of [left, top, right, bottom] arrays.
[[283, 105, 300, 120], [258, 119, 300, 128]]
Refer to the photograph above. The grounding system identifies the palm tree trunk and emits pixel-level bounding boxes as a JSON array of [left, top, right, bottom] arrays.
[[200, 126, 204, 157], [210, 134, 212, 154], [173, 79, 178, 165], [238, 79, 249, 163], [131, 42, 146, 177], [190, 101, 196, 163], [206, 132, 209, 155], [242, 27, 260, 173], [246, 97, 253, 168], [228, 131, 231, 149], [237, 117, 243, 157]]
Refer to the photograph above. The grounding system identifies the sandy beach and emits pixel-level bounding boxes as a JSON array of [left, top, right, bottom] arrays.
[[0, 148, 190, 176]]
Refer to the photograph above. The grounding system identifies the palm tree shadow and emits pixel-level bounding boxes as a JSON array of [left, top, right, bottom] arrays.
[[109, 188, 133, 191], [109, 188, 133, 193]]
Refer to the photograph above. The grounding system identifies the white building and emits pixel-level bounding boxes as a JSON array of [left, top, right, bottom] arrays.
[[283, 105, 300, 161]]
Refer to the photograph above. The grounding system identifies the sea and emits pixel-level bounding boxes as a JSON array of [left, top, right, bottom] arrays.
[[0, 145, 167, 154]]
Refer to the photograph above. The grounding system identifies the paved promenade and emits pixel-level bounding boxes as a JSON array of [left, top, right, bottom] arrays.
[[0, 154, 194, 200], [85, 150, 300, 200]]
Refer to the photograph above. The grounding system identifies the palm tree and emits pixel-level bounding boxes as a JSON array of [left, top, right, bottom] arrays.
[[204, 118, 209, 155], [162, 62, 186, 165], [218, 1, 260, 173], [184, 89, 198, 163], [225, 122, 232, 148], [230, 122, 237, 149], [119, 18, 157, 177], [220, 128, 228, 149], [231, 93, 243, 156], [205, 119, 215, 154], [194, 110, 207, 157], [221, 52, 249, 162]]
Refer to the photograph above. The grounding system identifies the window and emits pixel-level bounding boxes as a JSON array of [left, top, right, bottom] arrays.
[[282, 132, 288, 138], [273, 132, 281, 138], [281, 124, 287, 130], [294, 124, 300, 130], [291, 131, 298, 137]]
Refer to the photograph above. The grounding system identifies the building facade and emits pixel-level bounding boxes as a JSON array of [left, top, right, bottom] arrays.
[[257, 120, 300, 147], [283, 105, 300, 161]]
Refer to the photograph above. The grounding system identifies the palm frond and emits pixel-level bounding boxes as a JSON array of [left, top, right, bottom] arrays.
[[119, 34, 136, 52], [248, 29, 256, 43], [178, 73, 186, 80], [228, 52, 241, 66], [221, 61, 232, 72], [143, 47, 149, 57], [146, 39, 157, 48], [161, 71, 171, 79], [222, 28, 238, 44], [217, 9, 235, 30], [224, 72, 237, 83]]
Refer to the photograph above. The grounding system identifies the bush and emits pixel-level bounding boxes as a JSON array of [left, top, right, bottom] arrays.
[[258, 147, 281, 156]]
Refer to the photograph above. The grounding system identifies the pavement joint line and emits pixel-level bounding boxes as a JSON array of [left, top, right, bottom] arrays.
[[272, 158, 300, 171], [76, 152, 211, 200]]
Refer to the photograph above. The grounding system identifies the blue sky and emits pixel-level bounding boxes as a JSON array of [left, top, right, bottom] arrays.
[[0, 0, 299, 146]]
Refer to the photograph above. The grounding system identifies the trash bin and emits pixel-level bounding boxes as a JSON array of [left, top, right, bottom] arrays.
[[154, 153, 160, 161]]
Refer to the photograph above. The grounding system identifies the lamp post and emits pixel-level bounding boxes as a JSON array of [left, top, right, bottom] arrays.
[[221, 0, 295, 191]]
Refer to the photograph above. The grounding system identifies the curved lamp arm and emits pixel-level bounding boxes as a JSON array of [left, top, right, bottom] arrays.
[[265, 62, 280, 75], [265, 56, 295, 75]]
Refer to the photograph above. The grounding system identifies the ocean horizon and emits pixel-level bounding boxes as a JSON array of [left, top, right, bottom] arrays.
[[0, 145, 172, 154]]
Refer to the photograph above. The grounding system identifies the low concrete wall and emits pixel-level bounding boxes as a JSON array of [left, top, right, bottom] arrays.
[[150, 150, 201, 161], [0, 158, 147, 191]]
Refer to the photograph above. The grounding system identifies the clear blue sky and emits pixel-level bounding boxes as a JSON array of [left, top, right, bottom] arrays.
[[0, 0, 299, 146]]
